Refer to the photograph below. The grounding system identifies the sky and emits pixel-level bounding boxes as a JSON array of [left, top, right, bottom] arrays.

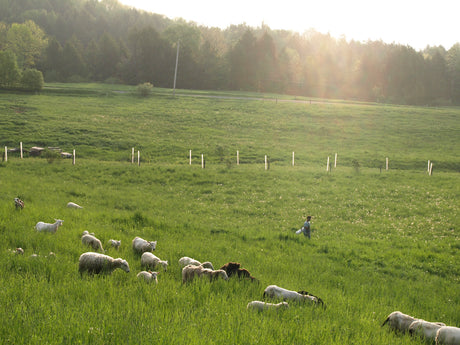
[[117, 0, 459, 51]]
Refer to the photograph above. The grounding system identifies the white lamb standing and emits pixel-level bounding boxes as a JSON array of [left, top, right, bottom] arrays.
[[35, 219, 64, 233], [409, 319, 446, 341], [67, 202, 83, 209], [178, 256, 214, 269], [78, 252, 130, 275], [436, 326, 460, 345], [381, 311, 418, 333], [182, 264, 228, 283], [132, 236, 157, 254], [140, 252, 168, 271], [109, 239, 121, 250], [81, 233, 104, 252], [137, 270, 159, 284], [247, 301, 289, 311], [263, 285, 324, 306]]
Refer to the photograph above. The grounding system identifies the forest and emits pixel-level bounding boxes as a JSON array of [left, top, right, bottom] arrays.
[[0, 0, 459, 105]]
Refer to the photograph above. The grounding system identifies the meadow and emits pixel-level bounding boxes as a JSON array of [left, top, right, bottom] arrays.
[[0, 85, 459, 344]]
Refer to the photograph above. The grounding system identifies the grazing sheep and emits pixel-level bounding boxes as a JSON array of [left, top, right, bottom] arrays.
[[247, 301, 289, 311], [141, 252, 168, 271], [78, 252, 130, 275], [81, 233, 104, 252], [182, 264, 228, 283], [109, 239, 121, 250], [14, 198, 24, 209], [220, 262, 257, 281], [82, 230, 95, 236], [201, 261, 214, 270], [15, 247, 24, 255], [67, 202, 83, 209], [409, 319, 446, 341], [132, 236, 157, 254], [35, 219, 64, 233], [137, 270, 159, 284], [382, 311, 418, 333], [178, 256, 202, 268], [436, 326, 460, 345], [263, 285, 324, 306]]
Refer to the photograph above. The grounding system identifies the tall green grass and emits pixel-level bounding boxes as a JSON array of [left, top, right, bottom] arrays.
[[0, 85, 458, 344]]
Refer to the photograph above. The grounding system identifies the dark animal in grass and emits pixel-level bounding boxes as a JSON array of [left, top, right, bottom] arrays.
[[219, 262, 257, 281]]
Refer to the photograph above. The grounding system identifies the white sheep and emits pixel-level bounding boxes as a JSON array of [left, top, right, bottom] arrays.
[[140, 252, 168, 271], [109, 239, 121, 250], [436, 326, 460, 345], [263, 285, 324, 306], [132, 236, 157, 254], [382, 311, 418, 333], [178, 256, 214, 269], [182, 264, 228, 283], [78, 252, 130, 275], [247, 301, 289, 311], [35, 219, 64, 233], [409, 319, 446, 341], [82, 230, 95, 236], [67, 202, 83, 209], [81, 233, 104, 252], [15, 247, 24, 255], [137, 270, 159, 284]]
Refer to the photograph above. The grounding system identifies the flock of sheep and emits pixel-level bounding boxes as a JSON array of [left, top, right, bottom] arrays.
[[382, 311, 460, 344], [12, 198, 460, 344]]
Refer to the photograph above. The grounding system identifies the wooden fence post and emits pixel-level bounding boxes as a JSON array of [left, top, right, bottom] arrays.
[[292, 151, 295, 166], [20, 142, 23, 159], [189, 150, 192, 165], [72, 149, 75, 165], [201, 154, 205, 168], [137, 150, 140, 166], [265, 155, 268, 170], [237, 150, 239, 165], [132, 147, 134, 164], [334, 153, 337, 168], [386, 157, 389, 171], [326, 156, 330, 172], [4, 146, 7, 162]]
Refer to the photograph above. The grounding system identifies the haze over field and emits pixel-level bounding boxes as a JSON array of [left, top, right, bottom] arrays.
[[119, 0, 459, 50]]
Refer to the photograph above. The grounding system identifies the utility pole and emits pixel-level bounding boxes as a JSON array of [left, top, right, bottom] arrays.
[[173, 41, 180, 96]]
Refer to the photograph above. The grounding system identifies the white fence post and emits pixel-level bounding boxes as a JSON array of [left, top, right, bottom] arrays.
[[20, 142, 23, 159], [201, 154, 204, 168], [292, 151, 295, 166], [131, 147, 134, 164], [265, 155, 268, 170], [429, 162, 433, 176], [72, 149, 76, 165], [237, 150, 239, 165], [137, 150, 140, 166], [189, 150, 192, 165], [386, 157, 389, 171], [4, 146, 7, 162], [326, 156, 330, 172], [334, 153, 337, 168]]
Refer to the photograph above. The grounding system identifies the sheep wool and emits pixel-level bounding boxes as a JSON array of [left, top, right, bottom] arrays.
[[35, 219, 64, 233], [247, 301, 289, 311], [79, 252, 130, 275], [81, 234, 104, 252], [137, 271, 159, 284], [132, 237, 157, 254], [140, 252, 168, 271], [381, 311, 418, 333]]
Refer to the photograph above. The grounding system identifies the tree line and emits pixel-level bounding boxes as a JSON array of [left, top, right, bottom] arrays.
[[0, 0, 459, 105]]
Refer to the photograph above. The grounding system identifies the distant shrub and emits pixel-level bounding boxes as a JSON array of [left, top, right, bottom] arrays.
[[137, 82, 153, 97], [20, 69, 44, 92]]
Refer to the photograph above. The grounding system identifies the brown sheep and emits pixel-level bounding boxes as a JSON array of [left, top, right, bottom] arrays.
[[219, 262, 257, 281]]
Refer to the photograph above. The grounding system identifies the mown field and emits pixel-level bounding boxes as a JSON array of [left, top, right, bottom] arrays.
[[0, 84, 459, 344]]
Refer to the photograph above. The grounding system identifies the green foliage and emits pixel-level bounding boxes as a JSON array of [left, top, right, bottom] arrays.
[[20, 68, 44, 91], [136, 82, 153, 97], [0, 50, 20, 88]]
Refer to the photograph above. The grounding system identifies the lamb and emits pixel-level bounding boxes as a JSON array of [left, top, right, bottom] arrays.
[[109, 239, 121, 250], [78, 252, 130, 275], [14, 198, 24, 209], [132, 236, 157, 254], [182, 264, 228, 283], [81, 233, 104, 252], [220, 262, 257, 281], [141, 252, 168, 271], [435, 326, 460, 345], [178, 257, 215, 269], [408, 319, 446, 341], [382, 311, 418, 333], [15, 247, 24, 255], [137, 270, 159, 284], [35, 219, 64, 233], [67, 202, 83, 209], [247, 301, 289, 311], [263, 285, 324, 306]]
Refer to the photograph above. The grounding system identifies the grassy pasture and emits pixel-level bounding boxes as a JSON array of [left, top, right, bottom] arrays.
[[0, 85, 459, 344]]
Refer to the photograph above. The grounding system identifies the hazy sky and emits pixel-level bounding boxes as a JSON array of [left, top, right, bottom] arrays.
[[118, 0, 458, 51]]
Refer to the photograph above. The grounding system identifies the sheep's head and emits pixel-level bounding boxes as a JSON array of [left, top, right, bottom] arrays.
[[161, 261, 168, 272], [149, 241, 157, 251], [218, 270, 229, 280], [148, 271, 159, 283], [55, 219, 64, 227], [119, 259, 130, 273]]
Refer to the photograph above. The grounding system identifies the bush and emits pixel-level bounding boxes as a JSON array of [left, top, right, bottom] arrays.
[[20, 69, 44, 92], [136, 82, 153, 97]]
